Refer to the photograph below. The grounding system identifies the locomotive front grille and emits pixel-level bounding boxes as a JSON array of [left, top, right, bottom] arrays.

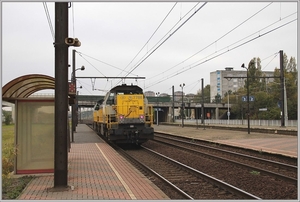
[[119, 117, 145, 124]]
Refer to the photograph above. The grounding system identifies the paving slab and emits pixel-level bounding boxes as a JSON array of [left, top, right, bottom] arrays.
[[17, 124, 169, 200], [153, 124, 298, 158]]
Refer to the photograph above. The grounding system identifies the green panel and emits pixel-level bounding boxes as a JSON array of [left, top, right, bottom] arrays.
[[77, 95, 104, 102], [146, 96, 171, 103]]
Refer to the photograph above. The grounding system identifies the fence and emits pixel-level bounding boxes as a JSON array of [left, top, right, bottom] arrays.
[[78, 109, 297, 128], [175, 119, 298, 128]]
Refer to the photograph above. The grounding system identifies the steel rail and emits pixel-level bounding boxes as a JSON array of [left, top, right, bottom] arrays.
[[109, 143, 193, 200], [155, 133, 297, 171], [141, 146, 261, 200], [153, 136, 297, 185]]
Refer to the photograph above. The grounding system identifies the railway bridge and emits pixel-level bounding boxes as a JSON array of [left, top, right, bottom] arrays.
[[77, 95, 232, 123]]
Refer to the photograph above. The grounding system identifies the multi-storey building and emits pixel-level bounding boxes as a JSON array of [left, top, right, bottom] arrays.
[[210, 67, 274, 102], [144, 91, 155, 97]]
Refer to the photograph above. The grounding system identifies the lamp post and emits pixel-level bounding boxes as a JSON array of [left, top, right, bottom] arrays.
[[180, 83, 185, 128], [76, 86, 82, 127], [72, 66, 85, 82], [225, 78, 231, 125], [156, 92, 160, 126], [201, 78, 205, 128], [241, 63, 250, 134], [227, 90, 230, 124], [71, 65, 85, 142]]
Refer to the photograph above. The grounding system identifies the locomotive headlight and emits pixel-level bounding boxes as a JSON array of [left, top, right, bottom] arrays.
[[119, 115, 125, 123], [139, 115, 145, 122]]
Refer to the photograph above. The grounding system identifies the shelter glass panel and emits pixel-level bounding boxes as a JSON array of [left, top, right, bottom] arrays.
[[16, 100, 54, 174]]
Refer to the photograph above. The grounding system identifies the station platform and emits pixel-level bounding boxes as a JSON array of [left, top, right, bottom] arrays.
[[153, 123, 298, 158], [17, 124, 169, 200], [16, 123, 297, 200]]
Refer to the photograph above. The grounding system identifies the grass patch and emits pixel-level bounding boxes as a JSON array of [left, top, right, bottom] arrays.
[[250, 170, 260, 175], [2, 124, 14, 143], [2, 124, 34, 199], [2, 124, 15, 175], [2, 176, 34, 199]]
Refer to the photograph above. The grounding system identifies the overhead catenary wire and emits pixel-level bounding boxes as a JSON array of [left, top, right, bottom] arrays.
[[182, 51, 279, 93], [78, 78, 111, 94], [147, 2, 273, 81], [146, 10, 297, 89], [76, 51, 139, 77], [261, 52, 279, 70], [124, 2, 201, 77], [76, 51, 142, 91], [113, 2, 202, 87], [119, 2, 178, 77], [141, 2, 201, 64], [159, 79, 200, 95], [77, 2, 202, 89], [149, 18, 297, 89], [43, 2, 55, 41], [69, 3, 295, 95], [120, 2, 208, 81], [77, 80, 93, 95], [145, 17, 297, 89], [71, 2, 75, 37], [76, 52, 106, 77], [146, 12, 297, 88], [187, 80, 201, 94]]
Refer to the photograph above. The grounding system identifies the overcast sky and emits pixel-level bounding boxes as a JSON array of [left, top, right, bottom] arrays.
[[1, 2, 298, 97]]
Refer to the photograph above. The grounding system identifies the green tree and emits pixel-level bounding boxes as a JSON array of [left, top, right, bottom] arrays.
[[245, 57, 266, 93], [2, 110, 12, 125], [270, 54, 298, 120], [213, 94, 221, 103], [195, 84, 210, 103], [231, 53, 297, 120]]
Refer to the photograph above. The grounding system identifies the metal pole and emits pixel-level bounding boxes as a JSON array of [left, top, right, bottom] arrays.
[[71, 49, 76, 142], [284, 78, 288, 125], [247, 69, 250, 134], [156, 92, 159, 126], [180, 84, 185, 127], [227, 90, 229, 124], [196, 107, 198, 129], [156, 108, 159, 126], [54, 2, 68, 189], [182, 90, 184, 127], [279, 50, 285, 127], [201, 78, 204, 124], [241, 104, 244, 125], [172, 86, 174, 122], [72, 49, 76, 132]]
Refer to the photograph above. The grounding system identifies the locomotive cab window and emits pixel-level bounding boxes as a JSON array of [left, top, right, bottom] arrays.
[[94, 104, 99, 111], [106, 92, 115, 105]]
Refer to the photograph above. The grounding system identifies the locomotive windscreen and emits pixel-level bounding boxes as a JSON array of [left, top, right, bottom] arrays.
[[110, 84, 143, 95]]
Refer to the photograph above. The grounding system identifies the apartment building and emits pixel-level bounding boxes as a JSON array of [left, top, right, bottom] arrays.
[[210, 67, 274, 102]]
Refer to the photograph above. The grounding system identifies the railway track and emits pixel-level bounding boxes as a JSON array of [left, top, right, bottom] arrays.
[[113, 143, 260, 200], [141, 133, 297, 199], [87, 124, 297, 199], [154, 133, 297, 182], [111, 143, 193, 199]]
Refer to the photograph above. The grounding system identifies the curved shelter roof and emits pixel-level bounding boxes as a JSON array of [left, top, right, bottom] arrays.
[[2, 74, 55, 103]]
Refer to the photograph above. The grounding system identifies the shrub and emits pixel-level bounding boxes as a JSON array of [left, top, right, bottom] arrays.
[[2, 143, 17, 176]]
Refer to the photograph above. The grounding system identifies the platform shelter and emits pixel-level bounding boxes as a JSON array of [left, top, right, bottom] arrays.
[[2, 74, 57, 174]]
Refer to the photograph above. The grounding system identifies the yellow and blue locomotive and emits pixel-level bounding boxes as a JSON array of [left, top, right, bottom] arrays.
[[93, 84, 154, 144]]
